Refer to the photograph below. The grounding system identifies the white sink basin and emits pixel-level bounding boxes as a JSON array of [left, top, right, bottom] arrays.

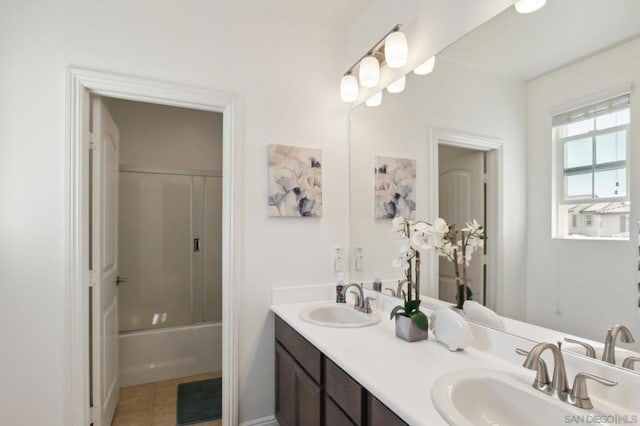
[[299, 303, 380, 328], [431, 369, 617, 426]]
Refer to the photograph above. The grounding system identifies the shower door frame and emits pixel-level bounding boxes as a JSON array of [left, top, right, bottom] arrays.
[[65, 67, 242, 426]]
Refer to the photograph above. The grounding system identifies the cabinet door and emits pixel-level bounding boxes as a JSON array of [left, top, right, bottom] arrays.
[[367, 394, 408, 426], [275, 343, 297, 426], [296, 364, 322, 426]]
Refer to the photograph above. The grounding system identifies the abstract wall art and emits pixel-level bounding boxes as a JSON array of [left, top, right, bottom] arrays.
[[374, 155, 416, 219], [268, 144, 323, 217]]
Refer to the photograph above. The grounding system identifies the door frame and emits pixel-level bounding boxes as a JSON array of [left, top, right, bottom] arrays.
[[426, 128, 503, 312], [65, 68, 242, 425]]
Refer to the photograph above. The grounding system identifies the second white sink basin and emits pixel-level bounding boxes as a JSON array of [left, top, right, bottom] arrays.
[[431, 368, 616, 426], [299, 303, 380, 328]]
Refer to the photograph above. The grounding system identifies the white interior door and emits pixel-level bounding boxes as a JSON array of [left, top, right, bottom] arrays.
[[91, 96, 120, 426], [438, 145, 485, 304]]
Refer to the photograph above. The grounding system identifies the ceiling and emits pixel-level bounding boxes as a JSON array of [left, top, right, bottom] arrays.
[[440, 0, 640, 82], [237, 0, 374, 30]]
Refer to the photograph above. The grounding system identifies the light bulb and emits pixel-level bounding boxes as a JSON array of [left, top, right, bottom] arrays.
[[414, 56, 436, 75], [359, 56, 380, 88], [387, 75, 406, 94], [340, 74, 358, 102], [514, 0, 546, 14], [365, 91, 382, 107], [384, 31, 408, 68]]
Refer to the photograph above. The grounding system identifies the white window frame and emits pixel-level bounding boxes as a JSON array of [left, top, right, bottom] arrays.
[[552, 87, 632, 239]]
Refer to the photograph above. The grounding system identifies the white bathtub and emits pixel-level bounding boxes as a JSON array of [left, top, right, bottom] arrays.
[[119, 322, 222, 387]]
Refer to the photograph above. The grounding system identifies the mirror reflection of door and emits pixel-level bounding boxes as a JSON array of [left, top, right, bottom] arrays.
[[438, 145, 486, 305]]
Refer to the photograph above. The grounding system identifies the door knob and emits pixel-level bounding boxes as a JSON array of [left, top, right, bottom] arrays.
[[116, 276, 128, 285]]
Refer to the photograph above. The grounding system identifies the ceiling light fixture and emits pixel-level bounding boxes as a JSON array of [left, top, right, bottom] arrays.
[[514, 0, 547, 14], [387, 75, 406, 94], [365, 91, 382, 107], [414, 56, 436, 75], [340, 24, 407, 103]]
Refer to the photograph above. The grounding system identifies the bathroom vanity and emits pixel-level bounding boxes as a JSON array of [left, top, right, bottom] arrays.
[[272, 288, 640, 426], [275, 316, 407, 426]]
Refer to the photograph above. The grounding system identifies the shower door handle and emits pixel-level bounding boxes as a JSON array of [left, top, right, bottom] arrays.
[[193, 238, 200, 253], [116, 276, 128, 285]]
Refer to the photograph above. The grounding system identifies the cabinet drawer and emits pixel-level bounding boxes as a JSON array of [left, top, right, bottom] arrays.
[[325, 358, 364, 425], [367, 394, 408, 426], [275, 316, 322, 383], [325, 396, 356, 426]]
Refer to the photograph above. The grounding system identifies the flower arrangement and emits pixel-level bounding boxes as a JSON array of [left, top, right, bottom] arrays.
[[391, 217, 484, 309]]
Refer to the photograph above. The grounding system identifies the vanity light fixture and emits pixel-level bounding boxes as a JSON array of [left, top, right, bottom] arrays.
[[340, 24, 406, 103], [340, 74, 359, 102], [359, 56, 380, 88], [365, 91, 382, 107], [385, 31, 408, 68], [514, 0, 547, 14], [387, 75, 406, 94], [414, 56, 436, 75]]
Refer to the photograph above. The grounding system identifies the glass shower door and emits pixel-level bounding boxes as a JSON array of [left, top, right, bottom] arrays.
[[118, 172, 193, 331]]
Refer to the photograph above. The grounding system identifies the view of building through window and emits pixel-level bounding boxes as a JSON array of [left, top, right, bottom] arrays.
[[554, 94, 630, 239]]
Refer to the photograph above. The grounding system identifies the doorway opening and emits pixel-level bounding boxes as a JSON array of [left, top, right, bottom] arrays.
[[66, 69, 241, 426], [437, 145, 487, 305], [89, 96, 225, 425], [426, 128, 502, 313]]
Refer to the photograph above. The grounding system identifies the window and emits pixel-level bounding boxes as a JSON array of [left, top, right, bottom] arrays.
[[554, 93, 630, 239]]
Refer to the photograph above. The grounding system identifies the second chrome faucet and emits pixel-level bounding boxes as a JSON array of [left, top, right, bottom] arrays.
[[520, 342, 617, 409]]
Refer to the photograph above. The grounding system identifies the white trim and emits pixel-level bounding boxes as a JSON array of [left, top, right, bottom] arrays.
[[240, 415, 278, 426], [65, 68, 242, 426], [427, 128, 504, 312]]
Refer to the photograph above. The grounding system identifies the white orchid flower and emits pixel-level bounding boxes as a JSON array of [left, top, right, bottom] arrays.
[[433, 218, 449, 235]]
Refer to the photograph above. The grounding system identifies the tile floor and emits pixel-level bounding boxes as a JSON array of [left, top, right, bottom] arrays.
[[112, 371, 223, 426]]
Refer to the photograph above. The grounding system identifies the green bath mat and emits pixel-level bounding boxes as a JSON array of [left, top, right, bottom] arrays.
[[176, 378, 222, 425]]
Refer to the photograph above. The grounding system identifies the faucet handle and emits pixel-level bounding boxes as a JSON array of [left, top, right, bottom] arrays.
[[364, 296, 376, 314], [569, 373, 617, 409], [384, 288, 397, 297], [516, 348, 550, 388], [622, 356, 640, 370], [559, 338, 596, 358]]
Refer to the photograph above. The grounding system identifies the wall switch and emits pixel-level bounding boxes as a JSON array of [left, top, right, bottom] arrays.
[[333, 247, 344, 273], [355, 246, 365, 271]]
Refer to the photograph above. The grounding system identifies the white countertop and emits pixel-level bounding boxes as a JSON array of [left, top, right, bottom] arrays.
[[271, 300, 540, 425]]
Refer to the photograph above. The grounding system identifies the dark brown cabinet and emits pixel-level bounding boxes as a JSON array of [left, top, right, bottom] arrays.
[[275, 315, 408, 426]]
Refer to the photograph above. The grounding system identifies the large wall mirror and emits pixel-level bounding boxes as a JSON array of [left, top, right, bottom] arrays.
[[349, 0, 640, 373]]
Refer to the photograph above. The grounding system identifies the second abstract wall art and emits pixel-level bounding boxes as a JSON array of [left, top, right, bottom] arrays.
[[374, 155, 416, 219]]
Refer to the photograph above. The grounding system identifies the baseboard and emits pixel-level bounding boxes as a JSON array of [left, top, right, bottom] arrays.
[[240, 415, 278, 426]]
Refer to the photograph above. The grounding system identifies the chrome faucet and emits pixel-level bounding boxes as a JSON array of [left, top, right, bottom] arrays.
[[341, 282, 375, 314], [523, 343, 569, 398], [603, 324, 634, 364], [521, 342, 617, 409]]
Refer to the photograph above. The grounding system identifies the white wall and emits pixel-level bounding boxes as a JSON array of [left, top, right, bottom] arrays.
[[108, 98, 223, 171], [0, 2, 349, 424], [350, 57, 527, 317], [526, 37, 640, 350]]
